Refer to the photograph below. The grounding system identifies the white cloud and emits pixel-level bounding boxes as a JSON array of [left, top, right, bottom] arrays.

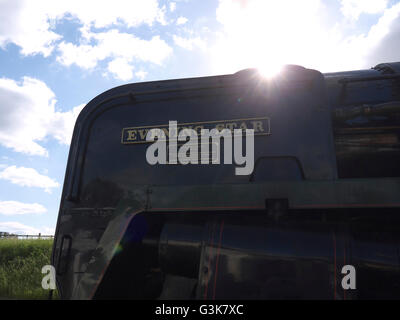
[[211, 0, 400, 74], [0, 1, 61, 56], [176, 16, 188, 25], [47, 0, 166, 28], [0, 1, 171, 79], [173, 35, 207, 51], [157, 5, 168, 26], [108, 58, 135, 81], [365, 3, 400, 64], [49, 103, 85, 145], [0, 221, 54, 235], [135, 71, 148, 81], [0, 222, 40, 234], [41, 226, 55, 235], [335, 2, 400, 68], [0, 166, 60, 193], [57, 42, 103, 70], [341, 0, 388, 20], [0, 0, 167, 56], [170, 2, 177, 12], [0, 76, 83, 156], [57, 29, 173, 79], [0, 201, 47, 216]]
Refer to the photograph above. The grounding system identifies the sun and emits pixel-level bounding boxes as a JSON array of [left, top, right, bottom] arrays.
[[210, 0, 328, 77], [257, 63, 284, 78]]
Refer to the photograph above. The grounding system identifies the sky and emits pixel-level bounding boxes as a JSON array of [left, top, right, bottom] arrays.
[[0, 0, 399, 235]]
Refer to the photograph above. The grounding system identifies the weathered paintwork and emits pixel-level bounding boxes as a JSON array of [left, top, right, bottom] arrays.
[[52, 63, 400, 300]]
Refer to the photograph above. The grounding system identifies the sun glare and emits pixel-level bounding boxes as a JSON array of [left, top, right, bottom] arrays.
[[257, 63, 284, 78], [211, 0, 329, 75]]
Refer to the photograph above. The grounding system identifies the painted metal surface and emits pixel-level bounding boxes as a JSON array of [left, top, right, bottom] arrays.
[[52, 63, 400, 300]]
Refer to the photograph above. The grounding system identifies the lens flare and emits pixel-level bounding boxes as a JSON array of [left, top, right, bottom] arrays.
[[258, 64, 283, 78]]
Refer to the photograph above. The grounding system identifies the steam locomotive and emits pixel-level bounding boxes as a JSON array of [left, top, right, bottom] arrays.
[[52, 62, 400, 299]]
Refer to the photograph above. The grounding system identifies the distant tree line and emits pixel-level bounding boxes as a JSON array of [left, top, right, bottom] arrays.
[[0, 232, 17, 238]]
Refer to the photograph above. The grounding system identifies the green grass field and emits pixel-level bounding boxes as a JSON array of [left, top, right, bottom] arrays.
[[0, 238, 56, 300]]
